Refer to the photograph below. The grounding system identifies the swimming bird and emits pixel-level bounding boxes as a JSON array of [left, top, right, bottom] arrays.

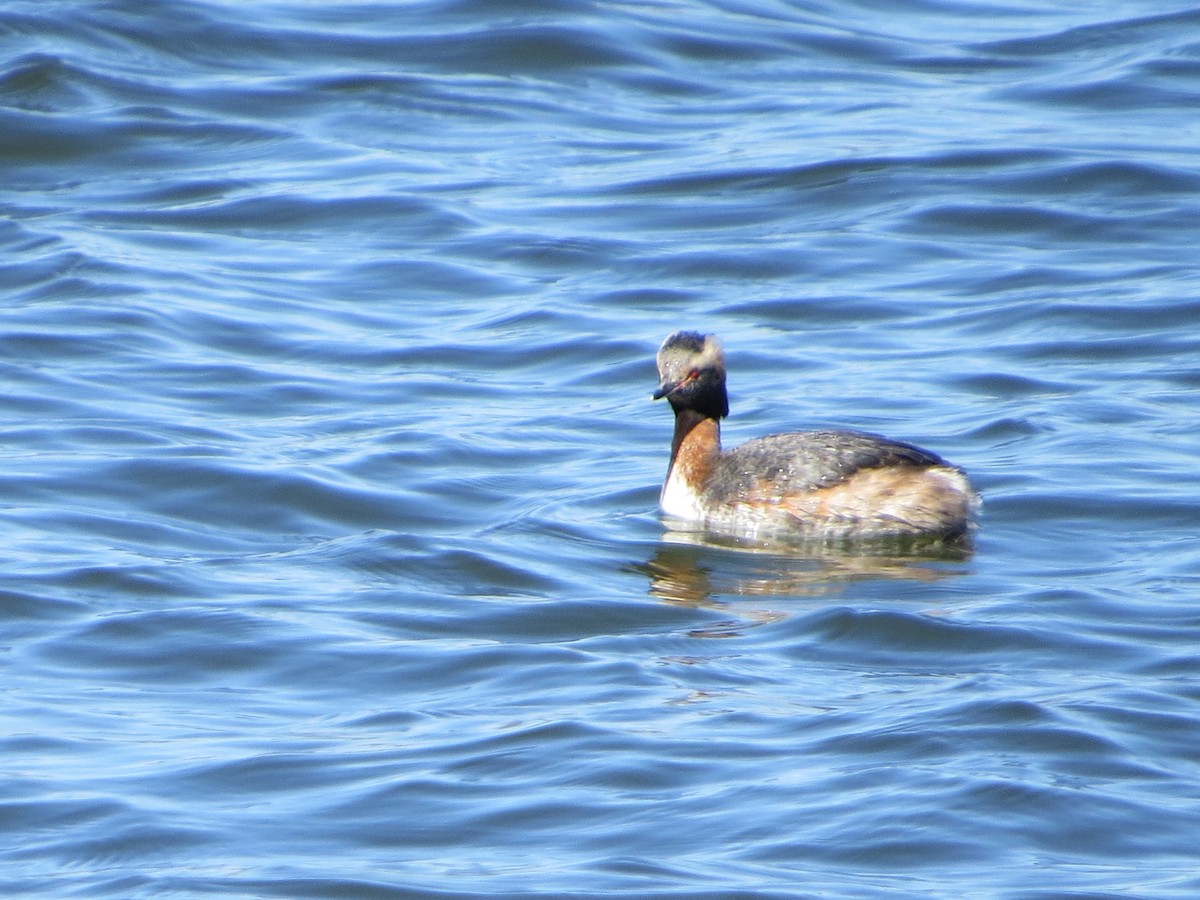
[[653, 331, 979, 541]]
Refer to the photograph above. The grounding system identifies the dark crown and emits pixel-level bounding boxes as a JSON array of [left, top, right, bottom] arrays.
[[663, 330, 708, 353]]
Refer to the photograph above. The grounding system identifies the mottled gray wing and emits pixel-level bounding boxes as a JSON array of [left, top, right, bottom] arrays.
[[712, 429, 949, 500]]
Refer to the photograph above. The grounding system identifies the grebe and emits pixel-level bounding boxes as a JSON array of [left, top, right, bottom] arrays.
[[653, 331, 979, 541]]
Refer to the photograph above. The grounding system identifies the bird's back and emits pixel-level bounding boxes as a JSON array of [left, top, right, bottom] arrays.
[[707, 429, 951, 504]]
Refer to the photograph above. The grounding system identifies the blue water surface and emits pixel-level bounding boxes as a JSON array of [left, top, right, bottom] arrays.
[[2, 1, 1200, 897]]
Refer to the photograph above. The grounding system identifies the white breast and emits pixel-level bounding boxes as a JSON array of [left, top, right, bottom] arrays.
[[659, 462, 706, 523]]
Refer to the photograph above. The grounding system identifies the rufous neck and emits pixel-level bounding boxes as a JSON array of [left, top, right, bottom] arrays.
[[670, 408, 721, 467]]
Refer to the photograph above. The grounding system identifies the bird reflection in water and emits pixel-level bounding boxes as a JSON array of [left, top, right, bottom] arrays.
[[636, 525, 973, 615]]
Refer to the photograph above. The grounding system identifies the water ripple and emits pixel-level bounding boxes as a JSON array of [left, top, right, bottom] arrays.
[[3, 0, 1200, 897]]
